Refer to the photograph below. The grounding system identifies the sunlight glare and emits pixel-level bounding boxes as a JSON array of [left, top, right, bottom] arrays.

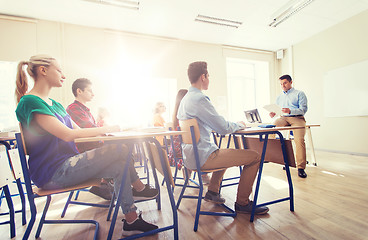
[[262, 176, 288, 190]]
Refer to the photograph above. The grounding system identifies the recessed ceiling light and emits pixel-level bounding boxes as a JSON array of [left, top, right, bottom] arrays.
[[195, 14, 242, 28], [269, 0, 315, 27], [83, 0, 139, 10]]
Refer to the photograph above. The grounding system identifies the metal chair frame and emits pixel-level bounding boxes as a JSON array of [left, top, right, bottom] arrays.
[[15, 133, 102, 240], [106, 138, 178, 240], [176, 120, 236, 232], [0, 147, 16, 238]]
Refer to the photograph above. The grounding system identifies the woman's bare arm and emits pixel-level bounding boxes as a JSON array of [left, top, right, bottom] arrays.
[[33, 114, 120, 142]]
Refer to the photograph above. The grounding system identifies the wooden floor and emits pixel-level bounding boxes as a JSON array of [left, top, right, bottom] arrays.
[[1, 150, 368, 240]]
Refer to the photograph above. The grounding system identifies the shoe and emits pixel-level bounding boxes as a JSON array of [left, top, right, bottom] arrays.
[[132, 184, 159, 201], [235, 201, 269, 215], [201, 173, 210, 185], [204, 191, 225, 204], [298, 169, 307, 178], [89, 184, 113, 200], [122, 213, 158, 236]]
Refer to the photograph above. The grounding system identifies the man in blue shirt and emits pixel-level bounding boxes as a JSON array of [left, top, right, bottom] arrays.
[[177, 61, 269, 215], [269, 75, 308, 178]]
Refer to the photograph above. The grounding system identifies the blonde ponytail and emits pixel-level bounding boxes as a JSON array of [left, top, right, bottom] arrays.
[[15, 54, 55, 103], [15, 61, 29, 103]]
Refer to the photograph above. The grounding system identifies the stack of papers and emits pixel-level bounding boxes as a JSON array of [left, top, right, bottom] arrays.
[[263, 104, 283, 116]]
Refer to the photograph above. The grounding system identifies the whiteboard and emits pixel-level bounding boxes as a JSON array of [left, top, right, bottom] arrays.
[[323, 59, 368, 117]]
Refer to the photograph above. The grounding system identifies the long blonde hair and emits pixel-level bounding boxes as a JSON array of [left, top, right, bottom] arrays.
[[15, 55, 55, 103]]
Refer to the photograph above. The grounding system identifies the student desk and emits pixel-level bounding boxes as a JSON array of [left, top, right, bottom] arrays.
[[282, 124, 320, 166], [0, 136, 16, 150], [305, 124, 320, 166], [75, 130, 183, 240], [230, 126, 305, 222]]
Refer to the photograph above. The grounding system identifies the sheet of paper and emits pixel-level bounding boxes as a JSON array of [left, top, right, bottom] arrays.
[[263, 104, 283, 116]]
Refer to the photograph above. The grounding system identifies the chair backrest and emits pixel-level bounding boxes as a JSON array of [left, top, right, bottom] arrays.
[[143, 141, 175, 187], [14, 133, 34, 194], [179, 119, 200, 144], [0, 150, 14, 188], [7, 148, 25, 180], [18, 123, 28, 155]]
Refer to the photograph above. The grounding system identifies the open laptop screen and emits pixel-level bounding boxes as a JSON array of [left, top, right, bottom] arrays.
[[244, 109, 262, 123]]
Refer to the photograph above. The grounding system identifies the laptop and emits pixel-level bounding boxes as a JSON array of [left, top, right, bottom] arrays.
[[244, 109, 275, 128], [244, 109, 262, 127]]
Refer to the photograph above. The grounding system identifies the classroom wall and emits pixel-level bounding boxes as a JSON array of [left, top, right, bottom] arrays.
[[0, 15, 275, 121], [284, 10, 368, 155]]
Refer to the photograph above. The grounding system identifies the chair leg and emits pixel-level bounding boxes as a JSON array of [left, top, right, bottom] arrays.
[[74, 190, 81, 200], [22, 194, 37, 240], [193, 177, 204, 232], [16, 178, 27, 225], [61, 191, 75, 218], [0, 189, 4, 207], [176, 168, 190, 209], [106, 191, 116, 221], [3, 186, 16, 238], [36, 195, 52, 238], [144, 158, 150, 185]]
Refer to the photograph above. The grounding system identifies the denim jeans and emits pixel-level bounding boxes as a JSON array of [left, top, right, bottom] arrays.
[[43, 144, 138, 214]]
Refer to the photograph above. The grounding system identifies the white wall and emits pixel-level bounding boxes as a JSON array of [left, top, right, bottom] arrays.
[[287, 10, 368, 155], [0, 15, 275, 125]]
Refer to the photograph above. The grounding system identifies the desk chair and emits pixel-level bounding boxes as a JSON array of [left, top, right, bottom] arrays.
[[176, 119, 236, 232], [1, 140, 27, 227], [106, 138, 178, 240], [134, 143, 150, 185], [0, 150, 16, 238], [15, 132, 103, 240], [165, 127, 187, 187]]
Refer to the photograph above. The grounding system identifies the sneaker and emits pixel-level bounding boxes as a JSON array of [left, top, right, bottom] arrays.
[[204, 191, 225, 204], [235, 201, 269, 215], [122, 213, 158, 236], [201, 173, 211, 185], [89, 183, 114, 200], [132, 184, 159, 201]]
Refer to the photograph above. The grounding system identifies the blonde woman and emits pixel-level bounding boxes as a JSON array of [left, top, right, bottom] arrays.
[[15, 55, 157, 235]]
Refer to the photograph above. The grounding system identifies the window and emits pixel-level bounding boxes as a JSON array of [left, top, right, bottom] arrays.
[[99, 75, 177, 128], [226, 58, 270, 122], [0, 61, 20, 131]]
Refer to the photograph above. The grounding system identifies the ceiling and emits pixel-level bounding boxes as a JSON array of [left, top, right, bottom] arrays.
[[1, 0, 368, 51]]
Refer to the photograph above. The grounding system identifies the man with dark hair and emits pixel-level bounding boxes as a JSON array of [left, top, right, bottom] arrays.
[[68, 78, 97, 132], [269, 74, 308, 178], [177, 61, 269, 215], [66, 78, 159, 202]]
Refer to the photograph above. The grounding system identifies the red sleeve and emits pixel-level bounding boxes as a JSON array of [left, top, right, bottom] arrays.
[[66, 104, 98, 128]]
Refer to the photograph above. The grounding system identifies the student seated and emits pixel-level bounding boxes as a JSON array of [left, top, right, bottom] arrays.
[[15, 55, 158, 235], [153, 102, 166, 127], [66, 78, 158, 201], [177, 61, 269, 214]]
